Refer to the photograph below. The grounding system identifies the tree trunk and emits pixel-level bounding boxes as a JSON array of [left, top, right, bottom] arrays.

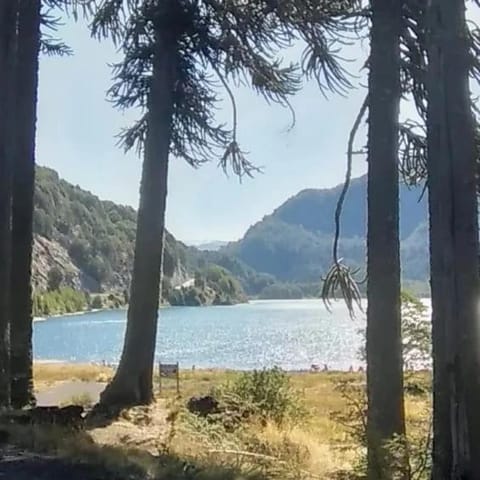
[[99, 27, 176, 407], [0, 0, 18, 409], [426, 0, 480, 478], [366, 1, 407, 478], [10, 0, 41, 409]]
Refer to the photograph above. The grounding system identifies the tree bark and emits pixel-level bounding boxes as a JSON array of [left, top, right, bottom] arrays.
[[10, 0, 41, 409], [426, 0, 480, 478], [99, 26, 176, 407], [366, 1, 407, 478], [0, 0, 18, 409]]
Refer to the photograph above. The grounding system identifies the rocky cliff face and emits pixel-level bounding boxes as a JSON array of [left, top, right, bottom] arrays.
[[31, 234, 192, 294], [32, 236, 100, 292]]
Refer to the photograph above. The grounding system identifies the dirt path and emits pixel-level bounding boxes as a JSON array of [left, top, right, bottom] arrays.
[[1, 382, 171, 479], [35, 382, 106, 406]]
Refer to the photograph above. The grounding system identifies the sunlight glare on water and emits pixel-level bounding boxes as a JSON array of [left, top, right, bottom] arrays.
[[33, 299, 368, 370]]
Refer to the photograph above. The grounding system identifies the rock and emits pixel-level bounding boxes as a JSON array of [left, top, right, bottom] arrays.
[[404, 381, 427, 396], [186, 396, 219, 417], [32, 236, 99, 292]]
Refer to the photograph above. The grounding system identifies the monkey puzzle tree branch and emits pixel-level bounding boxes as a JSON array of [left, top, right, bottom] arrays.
[[88, 0, 360, 178], [334, 95, 368, 265], [321, 95, 368, 318]]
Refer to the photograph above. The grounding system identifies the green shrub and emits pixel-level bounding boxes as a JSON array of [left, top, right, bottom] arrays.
[[357, 291, 431, 372], [32, 288, 88, 317], [229, 367, 304, 426], [90, 295, 103, 309], [47, 267, 63, 291], [331, 378, 431, 480]]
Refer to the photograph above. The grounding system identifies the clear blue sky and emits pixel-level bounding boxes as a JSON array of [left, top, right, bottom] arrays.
[[35, 10, 479, 245]]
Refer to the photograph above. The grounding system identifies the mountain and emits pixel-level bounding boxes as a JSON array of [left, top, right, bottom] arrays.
[[195, 241, 229, 251], [32, 167, 254, 308], [224, 175, 430, 289], [32, 167, 431, 302], [32, 167, 200, 294]]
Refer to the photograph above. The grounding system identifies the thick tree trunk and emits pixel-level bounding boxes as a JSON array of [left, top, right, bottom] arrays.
[[0, 0, 17, 409], [10, 0, 41, 409], [426, 1, 480, 478], [99, 28, 176, 407], [366, 1, 407, 478]]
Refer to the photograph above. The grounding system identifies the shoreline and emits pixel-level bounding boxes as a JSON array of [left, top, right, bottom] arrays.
[[33, 307, 126, 323], [33, 361, 434, 375], [33, 359, 432, 375], [32, 300, 250, 322], [32, 362, 366, 375]]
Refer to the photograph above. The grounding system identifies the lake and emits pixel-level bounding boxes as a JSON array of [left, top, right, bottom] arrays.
[[33, 299, 366, 371]]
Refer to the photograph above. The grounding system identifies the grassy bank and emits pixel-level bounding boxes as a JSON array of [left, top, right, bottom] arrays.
[[33, 290, 127, 318], [21, 364, 431, 479]]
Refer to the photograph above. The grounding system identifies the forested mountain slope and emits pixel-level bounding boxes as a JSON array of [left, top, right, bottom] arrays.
[[32, 167, 430, 299], [32, 167, 192, 293], [225, 176, 430, 286]]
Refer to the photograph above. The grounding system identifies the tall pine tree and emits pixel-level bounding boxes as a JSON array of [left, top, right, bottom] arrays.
[[366, 1, 407, 478], [0, 0, 18, 409], [426, 0, 480, 477], [9, 0, 41, 409], [92, 0, 357, 407]]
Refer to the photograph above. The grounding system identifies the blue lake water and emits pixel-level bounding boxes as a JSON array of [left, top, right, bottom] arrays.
[[33, 300, 366, 370]]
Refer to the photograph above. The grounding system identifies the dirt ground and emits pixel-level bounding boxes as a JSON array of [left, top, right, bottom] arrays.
[[0, 448, 121, 480]]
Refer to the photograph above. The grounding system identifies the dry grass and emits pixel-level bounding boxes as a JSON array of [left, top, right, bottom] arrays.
[[34, 362, 114, 389], [60, 392, 95, 408], [24, 364, 431, 480]]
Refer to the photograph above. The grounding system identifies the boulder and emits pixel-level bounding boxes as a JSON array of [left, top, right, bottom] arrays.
[[186, 395, 219, 417]]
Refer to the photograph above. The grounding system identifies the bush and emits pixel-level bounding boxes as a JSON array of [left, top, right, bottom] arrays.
[[357, 291, 431, 371], [33, 288, 88, 317], [90, 295, 103, 309], [229, 367, 304, 426], [401, 291, 431, 371], [331, 378, 431, 480], [47, 267, 63, 291]]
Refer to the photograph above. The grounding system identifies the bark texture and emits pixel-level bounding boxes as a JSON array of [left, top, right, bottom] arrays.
[[366, 1, 407, 478], [10, 0, 41, 409], [426, 0, 480, 478], [100, 26, 176, 407], [0, 0, 18, 408]]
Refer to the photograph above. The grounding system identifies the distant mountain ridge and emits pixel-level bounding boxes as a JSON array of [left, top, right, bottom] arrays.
[[32, 167, 431, 300], [271, 176, 427, 240], [224, 175, 430, 289], [195, 241, 229, 251], [32, 167, 261, 303]]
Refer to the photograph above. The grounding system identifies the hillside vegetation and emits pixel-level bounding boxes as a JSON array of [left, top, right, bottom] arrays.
[[33, 167, 193, 293], [32, 167, 249, 309], [32, 167, 431, 304], [168, 265, 247, 306], [225, 176, 430, 295]]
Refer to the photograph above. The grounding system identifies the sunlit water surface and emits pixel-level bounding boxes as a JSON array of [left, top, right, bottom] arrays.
[[34, 299, 370, 370]]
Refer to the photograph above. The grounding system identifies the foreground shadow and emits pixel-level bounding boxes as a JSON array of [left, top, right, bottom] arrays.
[[0, 423, 270, 480], [0, 452, 123, 480]]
